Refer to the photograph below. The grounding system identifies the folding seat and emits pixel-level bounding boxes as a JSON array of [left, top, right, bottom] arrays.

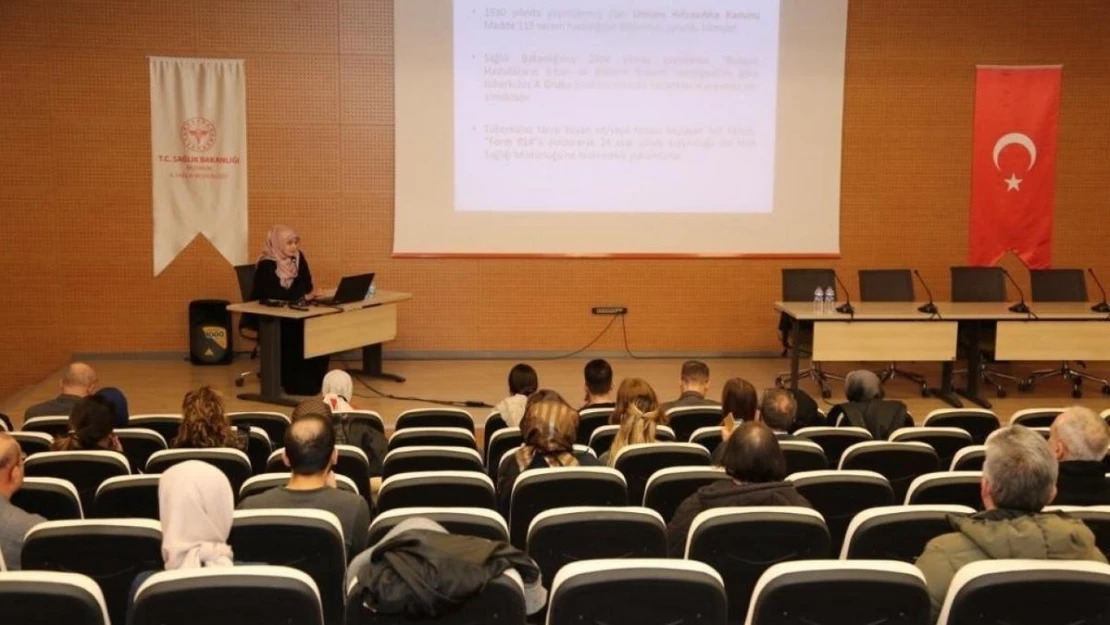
[[1009, 407, 1065, 428], [685, 507, 830, 624], [689, 426, 723, 455], [226, 410, 291, 444], [377, 471, 496, 514], [950, 445, 986, 471], [20, 415, 71, 437], [840, 504, 975, 561], [588, 426, 678, 460], [395, 408, 475, 433], [0, 571, 109, 625], [779, 440, 828, 474], [129, 566, 323, 625], [838, 441, 939, 502], [509, 467, 627, 548], [22, 519, 162, 625], [793, 426, 872, 467], [23, 450, 129, 512], [485, 427, 522, 479], [343, 568, 524, 625], [665, 406, 724, 442], [937, 560, 1110, 625], [229, 510, 346, 625], [613, 443, 711, 504], [146, 448, 252, 497], [244, 426, 273, 475], [745, 560, 930, 625], [11, 476, 83, 520], [527, 507, 667, 584], [93, 475, 160, 519], [128, 414, 184, 444], [904, 471, 982, 508], [239, 472, 359, 501], [923, 408, 1000, 444], [8, 431, 53, 457], [366, 507, 508, 548], [1044, 506, 1110, 560], [576, 407, 614, 445], [547, 559, 726, 625], [642, 466, 730, 520], [337, 410, 386, 436], [381, 446, 483, 480], [483, 411, 508, 453], [787, 470, 894, 554], [114, 428, 168, 473], [889, 427, 973, 469], [386, 427, 476, 451]]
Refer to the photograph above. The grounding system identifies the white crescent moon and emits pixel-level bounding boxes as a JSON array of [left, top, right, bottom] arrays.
[[992, 132, 1037, 171]]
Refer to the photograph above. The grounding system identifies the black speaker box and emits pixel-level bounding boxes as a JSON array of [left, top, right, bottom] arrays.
[[189, 299, 233, 365]]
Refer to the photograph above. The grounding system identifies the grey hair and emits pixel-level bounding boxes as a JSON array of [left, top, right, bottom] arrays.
[[845, 370, 882, 402], [759, 388, 797, 431], [983, 425, 1058, 511], [1053, 406, 1109, 461]]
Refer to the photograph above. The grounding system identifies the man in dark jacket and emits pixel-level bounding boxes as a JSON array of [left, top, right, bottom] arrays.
[[659, 360, 720, 415], [1049, 406, 1110, 505], [668, 422, 812, 556], [827, 370, 913, 439]]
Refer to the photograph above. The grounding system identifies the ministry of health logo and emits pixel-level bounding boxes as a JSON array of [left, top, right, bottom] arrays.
[[180, 117, 217, 152]]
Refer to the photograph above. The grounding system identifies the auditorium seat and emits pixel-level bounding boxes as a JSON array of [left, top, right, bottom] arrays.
[[643, 466, 730, 520], [904, 471, 982, 508], [11, 476, 83, 520], [93, 475, 160, 519], [509, 467, 628, 548], [686, 507, 829, 624], [20, 415, 71, 437], [394, 408, 475, 433], [888, 426, 973, 469], [745, 560, 930, 625], [366, 507, 509, 548], [267, 445, 372, 503], [127, 414, 184, 445], [239, 472, 359, 500], [527, 506, 667, 585], [1044, 506, 1110, 560], [547, 559, 726, 625], [9, 431, 53, 457], [779, 439, 828, 474], [1009, 407, 1064, 428], [838, 441, 939, 502], [377, 471, 496, 514], [787, 470, 894, 554], [923, 408, 1000, 444], [23, 450, 130, 512], [950, 445, 986, 471], [588, 425, 621, 457], [114, 428, 168, 473], [689, 426, 723, 455], [577, 407, 614, 445], [227, 411, 291, 445], [664, 405, 724, 442], [336, 410, 386, 436], [147, 448, 252, 497], [129, 566, 324, 625], [386, 427, 477, 451], [244, 426, 273, 474], [343, 567, 525, 625], [937, 560, 1110, 625], [381, 446, 483, 480], [793, 426, 872, 467], [655, 425, 677, 441], [0, 571, 110, 625], [482, 411, 508, 454], [613, 443, 712, 504], [485, 427, 522, 479], [840, 504, 975, 561], [229, 509, 346, 625], [23, 519, 163, 625]]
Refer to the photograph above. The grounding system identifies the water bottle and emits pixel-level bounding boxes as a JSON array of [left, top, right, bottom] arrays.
[[824, 286, 835, 314], [813, 287, 824, 314], [366, 283, 377, 299]]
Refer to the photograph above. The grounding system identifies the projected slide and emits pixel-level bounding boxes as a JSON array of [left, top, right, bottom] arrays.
[[453, 2, 780, 213]]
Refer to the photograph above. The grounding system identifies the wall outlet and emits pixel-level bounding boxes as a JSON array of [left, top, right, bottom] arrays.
[[591, 306, 628, 315]]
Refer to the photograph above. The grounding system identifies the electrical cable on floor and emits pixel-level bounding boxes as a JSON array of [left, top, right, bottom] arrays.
[[618, 313, 647, 360]]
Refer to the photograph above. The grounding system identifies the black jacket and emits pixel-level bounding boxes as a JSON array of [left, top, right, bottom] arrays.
[[666, 480, 812, 557], [828, 399, 913, 440], [1054, 460, 1110, 506]]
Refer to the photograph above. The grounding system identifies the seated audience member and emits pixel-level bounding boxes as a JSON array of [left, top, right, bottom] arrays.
[[916, 425, 1106, 621], [758, 389, 800, 439], [497, 392, 600, 515], [658, 360, 720, 415], [321, 369, 356, 413], [710, 378, 758, 464], [159, 460, 235, 569], [606, 402, 665, 466], [667, 422, 812, 556], [826, 370, 912, 439], [238, 414, 371, 558], [50, 396, 122, 452], [172, 386, 246, 451], [294, 396, 387, 487], [579, 359, 615, 411], [24, 362, 98, 420], [494, 363, 539, 427], [0, 433, 47, 569], [94, 387, 130, 428], [1049, 406, 1110, 505], [608, 377, 661, 425]]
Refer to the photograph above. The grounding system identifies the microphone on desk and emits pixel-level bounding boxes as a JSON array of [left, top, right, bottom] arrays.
[[913, 269, 939, 315], [1000, 267, 1032, 314], [831, 271, 855, 316], [1088, 268, 1110, 313]]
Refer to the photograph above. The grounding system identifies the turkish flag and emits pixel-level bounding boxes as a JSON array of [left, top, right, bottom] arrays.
[[969, 66, 1061, 268]]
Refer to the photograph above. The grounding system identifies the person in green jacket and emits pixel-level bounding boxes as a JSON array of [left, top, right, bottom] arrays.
[[916, 425, 1107, 622]]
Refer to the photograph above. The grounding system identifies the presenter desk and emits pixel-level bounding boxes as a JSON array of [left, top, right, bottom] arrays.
[[228, 290, 413, 407]]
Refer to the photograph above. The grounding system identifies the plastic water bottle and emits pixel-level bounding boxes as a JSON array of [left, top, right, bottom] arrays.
[[366, 284, 377, 299], [824, 286, 835, 314], [813, 287, 824, 314]]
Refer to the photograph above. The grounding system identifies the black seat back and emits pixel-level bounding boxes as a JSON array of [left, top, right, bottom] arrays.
[[509, 468, 628, 548]]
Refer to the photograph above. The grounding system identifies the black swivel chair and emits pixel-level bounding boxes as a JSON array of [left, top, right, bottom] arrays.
[[1026, 268, 1110, 397], [233, 263, 260, 388], [950, 266, 1023, 398], [858, 269, 930, 395], [775, 268, 843, 398]]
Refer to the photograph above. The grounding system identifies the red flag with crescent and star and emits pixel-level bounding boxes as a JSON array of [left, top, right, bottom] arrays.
[[968, 65, 1061, 268]]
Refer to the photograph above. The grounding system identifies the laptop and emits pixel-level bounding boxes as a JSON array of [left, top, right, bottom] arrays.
[[316, 272, 375, 305]]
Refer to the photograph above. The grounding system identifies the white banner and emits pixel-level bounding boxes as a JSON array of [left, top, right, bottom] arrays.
[[150, 57, 248, 276]]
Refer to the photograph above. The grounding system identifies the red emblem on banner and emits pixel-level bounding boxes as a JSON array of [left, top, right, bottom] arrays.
[[180, 117, 217, 152]]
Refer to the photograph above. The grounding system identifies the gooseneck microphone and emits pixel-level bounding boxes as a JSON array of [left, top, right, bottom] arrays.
[[1000, 267, 1031, 314], [1088, 268, 1110, 313], [913, 269, 939, 315], [831, 271, 855, 316]]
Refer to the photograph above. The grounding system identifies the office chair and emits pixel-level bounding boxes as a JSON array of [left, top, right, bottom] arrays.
[[774, 268, 844, 399], [233, 263, 259, 388], [950, 267, 1022, 398], [1025, 268, 1110, 397], [858, 269, 929, 395]]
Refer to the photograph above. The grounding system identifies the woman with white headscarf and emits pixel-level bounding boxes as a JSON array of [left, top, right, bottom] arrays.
[[159, 460, 235, 569], [321, 369, 355, 414]]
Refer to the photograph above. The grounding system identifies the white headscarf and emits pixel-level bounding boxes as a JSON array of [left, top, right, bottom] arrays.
[[159, 460, 235, 570], [321, 369, 354, 413]]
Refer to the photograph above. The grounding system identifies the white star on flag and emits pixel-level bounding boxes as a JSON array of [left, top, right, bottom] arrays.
[[1004, 173, 1023, 191]]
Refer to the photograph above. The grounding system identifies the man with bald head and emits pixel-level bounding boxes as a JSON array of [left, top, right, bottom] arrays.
[[24, 362, 98, 420], [237, 413, 369, 557], [1049, 406, 1110, 505], [0, 433, 47, 569]]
